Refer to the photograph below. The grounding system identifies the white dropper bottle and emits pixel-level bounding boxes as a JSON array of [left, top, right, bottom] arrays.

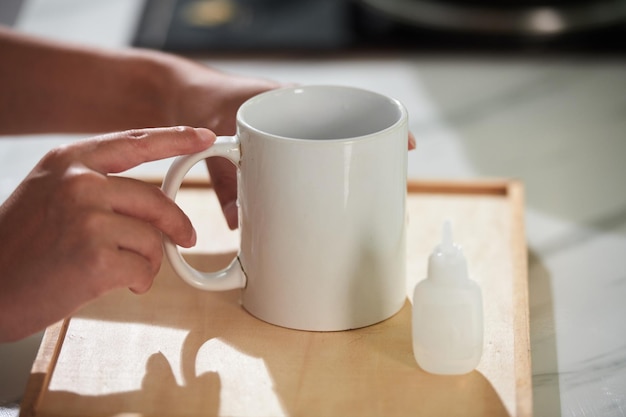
[[412, 220, 483, 375]]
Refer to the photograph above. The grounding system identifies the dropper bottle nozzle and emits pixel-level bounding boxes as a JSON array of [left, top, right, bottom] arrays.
[[428, 220, 469, 284], [441, 220, 453, 251]]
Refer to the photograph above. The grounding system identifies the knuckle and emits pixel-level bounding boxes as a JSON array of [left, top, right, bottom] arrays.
[[122, 130, 153, 154], [39, 145, 76, 172], [123, 126, 192, 142], [57, 169, 107, 203], [73, 209, 109, 240], [81, 246, 118, 298], [123, 128, 150, 140], [89, 248, 113, 277], [172, 125, 195, 135], [120, 127, 177, 156]]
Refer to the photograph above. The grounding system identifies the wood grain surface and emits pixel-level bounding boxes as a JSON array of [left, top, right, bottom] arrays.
[[21, 180, 531, 417]]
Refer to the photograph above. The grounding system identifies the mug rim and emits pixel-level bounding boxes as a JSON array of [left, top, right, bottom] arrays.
[[236, 85, 408, 143]]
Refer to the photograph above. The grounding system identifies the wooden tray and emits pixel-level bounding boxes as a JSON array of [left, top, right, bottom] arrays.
[[21, 180, 531, 417]]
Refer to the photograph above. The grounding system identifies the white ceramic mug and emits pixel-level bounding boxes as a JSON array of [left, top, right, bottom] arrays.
[[162, 85, 408, 331]]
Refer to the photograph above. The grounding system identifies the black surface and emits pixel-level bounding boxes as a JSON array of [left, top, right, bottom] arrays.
[[133, 0, 626, 55]]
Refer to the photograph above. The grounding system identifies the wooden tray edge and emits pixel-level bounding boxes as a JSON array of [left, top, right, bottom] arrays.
[[19, 320, 69, 417], [507, 181, 533, 417], [141, 176, 514, 196]]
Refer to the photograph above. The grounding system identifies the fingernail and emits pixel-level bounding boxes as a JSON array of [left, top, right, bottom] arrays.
[[194, 128, 216, 143]]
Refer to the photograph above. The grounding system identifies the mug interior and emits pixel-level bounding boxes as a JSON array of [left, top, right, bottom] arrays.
[[239, 86, 403, 140]]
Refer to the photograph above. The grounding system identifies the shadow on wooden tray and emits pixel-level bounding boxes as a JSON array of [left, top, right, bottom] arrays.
[[29, 253, 511, 417]]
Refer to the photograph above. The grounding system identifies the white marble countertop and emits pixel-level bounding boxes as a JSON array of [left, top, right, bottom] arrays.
[[1, 1, 626, 416]]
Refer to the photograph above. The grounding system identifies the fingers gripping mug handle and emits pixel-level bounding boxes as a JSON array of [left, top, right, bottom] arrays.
[[162, 135, 246, 291]]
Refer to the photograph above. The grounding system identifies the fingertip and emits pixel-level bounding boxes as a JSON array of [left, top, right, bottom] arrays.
[[194, 127, 217, 144], [127, 266, 157, 294], [129, 282, 152, 295], [408, 132, 416, 151], [173, 226, 197, 249], [186, 226, 197, 248]]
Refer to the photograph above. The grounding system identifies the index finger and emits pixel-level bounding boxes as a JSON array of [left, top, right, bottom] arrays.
[[77, 126, 216, 174]]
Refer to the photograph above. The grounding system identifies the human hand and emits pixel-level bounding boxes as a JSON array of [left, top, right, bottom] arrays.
[[161, 58, 417, 227], [0, 126, 215, 342], [163, 58, 417, 228], [159, 59, 282, 229]]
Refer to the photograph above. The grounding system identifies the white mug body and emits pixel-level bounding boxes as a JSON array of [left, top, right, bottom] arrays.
[[163, 85, 408, 331]]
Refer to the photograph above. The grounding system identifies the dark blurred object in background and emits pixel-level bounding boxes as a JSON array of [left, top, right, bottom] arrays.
[[0, 0, 23, 26], [134, 0, 626, 54]]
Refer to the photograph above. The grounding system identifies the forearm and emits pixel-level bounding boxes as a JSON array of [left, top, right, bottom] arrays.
[[0, 27, 176, 134]]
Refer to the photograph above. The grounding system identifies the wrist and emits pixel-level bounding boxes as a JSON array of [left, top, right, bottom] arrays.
[[129, 49, 215, 129]]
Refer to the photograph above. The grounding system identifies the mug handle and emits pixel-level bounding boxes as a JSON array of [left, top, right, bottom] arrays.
[[161, 135, 246, 291]]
